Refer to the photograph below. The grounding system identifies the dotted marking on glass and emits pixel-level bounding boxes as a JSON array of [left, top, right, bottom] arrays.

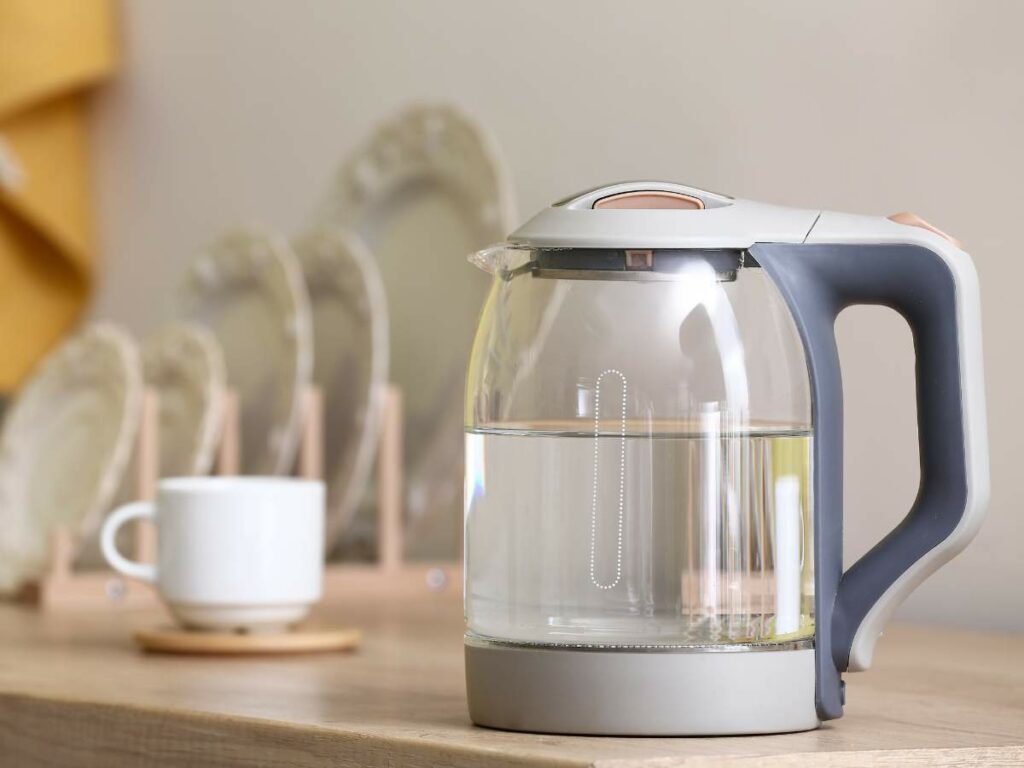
[[589, 369, 627, 590]]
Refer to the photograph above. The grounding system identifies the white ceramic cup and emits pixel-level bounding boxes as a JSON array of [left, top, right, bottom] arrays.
[[101, 477, 324, 631]]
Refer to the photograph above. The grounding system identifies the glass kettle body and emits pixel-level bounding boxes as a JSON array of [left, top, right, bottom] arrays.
[[463, 182, 989, 736]]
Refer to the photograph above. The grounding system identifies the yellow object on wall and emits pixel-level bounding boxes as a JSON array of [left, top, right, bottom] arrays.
[[0, 0, 116, 391]]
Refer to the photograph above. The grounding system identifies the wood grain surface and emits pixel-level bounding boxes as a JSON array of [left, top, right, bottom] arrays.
[[0, 595, 1021, 767]]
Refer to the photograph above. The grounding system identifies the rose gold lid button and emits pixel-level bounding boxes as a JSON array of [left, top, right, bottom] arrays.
[[594, 190, 705, 210], [887, 212, 963, 250]]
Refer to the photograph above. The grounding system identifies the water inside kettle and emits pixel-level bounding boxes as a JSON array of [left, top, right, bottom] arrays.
[[465, 425, 814, 647]]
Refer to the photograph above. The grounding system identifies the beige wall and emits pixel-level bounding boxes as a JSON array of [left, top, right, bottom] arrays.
[[89, 1, 1024, 631]]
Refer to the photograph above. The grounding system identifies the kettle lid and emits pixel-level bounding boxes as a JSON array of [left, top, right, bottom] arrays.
[[508, 181, 820, 250]]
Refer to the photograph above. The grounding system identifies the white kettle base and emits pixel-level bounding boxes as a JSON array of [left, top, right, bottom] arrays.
[[465, 636, 821, 736]]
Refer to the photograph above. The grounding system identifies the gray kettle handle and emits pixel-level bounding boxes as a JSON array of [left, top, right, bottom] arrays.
[[753, 235, 988, 719]]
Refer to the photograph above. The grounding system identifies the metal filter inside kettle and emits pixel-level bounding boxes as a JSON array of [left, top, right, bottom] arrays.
[[462, 181, 989, 735]]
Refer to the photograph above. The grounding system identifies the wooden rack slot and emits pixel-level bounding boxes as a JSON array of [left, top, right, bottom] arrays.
[[377, 385, 403, 572], [298, 386, 323, 481], [215, 388, 240, 476]]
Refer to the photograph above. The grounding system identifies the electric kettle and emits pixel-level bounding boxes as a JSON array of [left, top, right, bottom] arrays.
[[462, 181, 989, 735]]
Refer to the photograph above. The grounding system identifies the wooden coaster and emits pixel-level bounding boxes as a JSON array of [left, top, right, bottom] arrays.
[[134, 626, 361, 655]]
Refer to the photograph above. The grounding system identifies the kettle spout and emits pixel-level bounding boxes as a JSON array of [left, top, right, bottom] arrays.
[[468, 244, 508, 274]]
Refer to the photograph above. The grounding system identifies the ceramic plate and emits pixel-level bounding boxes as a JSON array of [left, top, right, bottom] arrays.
[[75, 322, 226, 569], [293, 227, 388, 551], [0, 323, 142, 592], [319, 104, 515, 558], [143, 322, 226, 477], [179, 228, 312, 476]]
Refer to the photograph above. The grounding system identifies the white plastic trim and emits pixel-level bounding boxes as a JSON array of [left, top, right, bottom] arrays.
[[466, 641, 819, 735], [805, 211, 990, 671], [509, 182, 819, 249]]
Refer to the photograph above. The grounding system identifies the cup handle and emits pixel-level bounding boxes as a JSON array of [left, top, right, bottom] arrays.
[[100, 501, 157, 583]]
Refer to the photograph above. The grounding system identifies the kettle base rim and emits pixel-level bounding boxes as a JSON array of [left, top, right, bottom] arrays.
[[465, 638, 820, 736]]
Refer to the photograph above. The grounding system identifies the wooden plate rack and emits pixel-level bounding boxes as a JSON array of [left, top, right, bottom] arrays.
[[22, 384, 461, 610]]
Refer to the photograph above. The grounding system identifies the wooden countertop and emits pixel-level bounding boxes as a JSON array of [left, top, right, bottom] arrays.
[[0, 593, 1022, 767]]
